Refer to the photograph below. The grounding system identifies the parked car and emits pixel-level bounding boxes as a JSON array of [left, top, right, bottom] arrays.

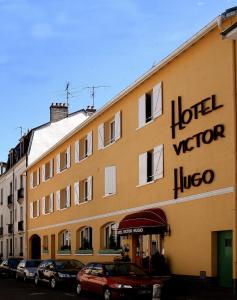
[[35, 259, 84, 289], [16, 259, 42, 281], [0, 258, 22, 278], [76, 262, 163, 300]]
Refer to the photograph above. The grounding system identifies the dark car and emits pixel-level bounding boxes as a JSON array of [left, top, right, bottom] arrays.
[[76, 262, 163, 300], [0, 258, 22, 278], [35, 259, 84, 289], [16, 259, 42, 281]]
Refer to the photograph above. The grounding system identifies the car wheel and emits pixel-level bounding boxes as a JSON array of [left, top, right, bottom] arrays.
[[50, 277, 57, 289], [34, 275, 39, 286], [103, 288, 112, 300], [76, 282, 83, 296]]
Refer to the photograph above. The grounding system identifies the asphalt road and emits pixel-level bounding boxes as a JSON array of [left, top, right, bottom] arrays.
[[0, 277, 94, 300]]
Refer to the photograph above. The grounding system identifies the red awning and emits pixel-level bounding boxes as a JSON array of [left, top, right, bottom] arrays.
[[117, 208, 167, 235]]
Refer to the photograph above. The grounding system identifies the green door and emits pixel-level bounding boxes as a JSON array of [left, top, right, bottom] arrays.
[[218, 231, 233, 287]]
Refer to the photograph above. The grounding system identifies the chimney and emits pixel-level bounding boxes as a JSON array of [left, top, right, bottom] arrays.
[[85, 105, 96, 116], [0, 162, 6, 176], [50, 103, 68, 122]]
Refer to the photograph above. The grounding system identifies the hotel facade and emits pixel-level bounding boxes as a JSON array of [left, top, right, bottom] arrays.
[[27, 8, 237, 289]]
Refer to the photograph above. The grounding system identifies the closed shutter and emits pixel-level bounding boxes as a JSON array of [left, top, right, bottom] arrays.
[[153, 144, 164, 180], [152, 82, 162, 119], [87, 176, 92, 201], [42, 197, 45, 215], [50, 159, 54, 178], [56, 154, 60, 174], [87, 131, 93, 156], [42, 164, 45, 183], [56, 190, 60, 210], [139, 152, 147, 185], [98, 123, 104, 150], [66, 146, 71, 168], [30, 173, 33, 189], [75, 140, 80, 163], [50, 193, 54, 212], [74, 182, 80, 205], [30, 203, 33, 218], [37, 200, 40, 217], [66, 185, 71, 207], [36, 169, 40, 185], [105, 166, 116, 195], [114, 111, 121, 141], [138, 94, 146, 128]]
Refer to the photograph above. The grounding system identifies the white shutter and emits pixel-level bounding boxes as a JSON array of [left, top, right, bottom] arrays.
[[105, 166, 116, 195], [153, 144, 164, 180], [37, 200, 40, 217], [30, 203, 33, 218], [66, 146, 71, 168], [75, 140, 80, 163], [50, 193, 54, 212], [42, 197, 45, 215], [87, 131, 93, 156], [42, 164, 45, 183], [111, 166, 116, 194], [30, 173, 33, 189], [36, 169, 40, 185], [87, 176, 92, 201], [56, 190, 60, 210], [66, 185, 71, 207], [115, 111, 121, 141], [56, 154, 60, 174], [139, 152, 147, 185], [74, 182, 80, 205], [98, 123, 104, 150], [152, 82, 162, 118], [50, 159, 54, 178], [138, 94, 146, 128], [105, 167, 110, 195]]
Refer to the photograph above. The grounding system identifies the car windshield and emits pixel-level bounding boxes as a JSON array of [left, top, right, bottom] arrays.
[[55, 260, 84, 270], [104, 263, 147, 277], [8, 259, 21, 267], [26, 260, 41, 268]]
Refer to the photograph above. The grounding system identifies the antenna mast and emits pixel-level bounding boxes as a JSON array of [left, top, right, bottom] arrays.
[[16, 126, 23, 138], [65, 82, 71, 107], [83, 85, 109, 107]]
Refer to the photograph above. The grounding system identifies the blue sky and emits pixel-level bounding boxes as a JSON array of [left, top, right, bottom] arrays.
[[0, 0, 236, 161]]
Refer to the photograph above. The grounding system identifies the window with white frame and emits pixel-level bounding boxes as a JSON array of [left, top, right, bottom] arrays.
[[104, 166, 116, 196], [74, 176, 92, 205], [98, 111, 121, 149], [138, 82, 162, 128], [75, 131, 93, 163], [42, 193, 54, 215], [60, 229, 71, 250], [103, 223, 119, 249], [56, 146, 70, 174], [138, 144, 164, 186], [42, 159, 54, 182], [30, 169, 40, 188], [79, 227, 92, 250], [56, 186, 70, 210], [30, 200, 40, 218]]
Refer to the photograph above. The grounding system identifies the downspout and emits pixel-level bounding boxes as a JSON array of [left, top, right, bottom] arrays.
[[12, 170, 15, 257], [25, 154, 28, 259]]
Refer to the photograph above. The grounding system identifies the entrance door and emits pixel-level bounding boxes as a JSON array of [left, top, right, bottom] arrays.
[[31, 235, 41, 259], [218, 231, 232, 287], [51, 234, 55, 259], [132, 235, 143, 266]]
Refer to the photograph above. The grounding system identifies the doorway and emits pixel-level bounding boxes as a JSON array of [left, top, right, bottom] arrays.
[[30, 234, 41, 259], [218, 230, 232, 287]]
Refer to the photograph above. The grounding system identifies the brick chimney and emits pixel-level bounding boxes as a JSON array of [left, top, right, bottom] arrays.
[[85, 105, 96, 116], [50, 103, 68, 122]]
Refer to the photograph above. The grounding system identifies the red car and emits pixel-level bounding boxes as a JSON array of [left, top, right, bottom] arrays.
[[76, 262, 162, 300]]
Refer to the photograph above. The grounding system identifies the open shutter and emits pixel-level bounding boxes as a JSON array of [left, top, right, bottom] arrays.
[[37, 200, 40, 217], [105, 167, 110, 195], [42, 197, 45, 215], [74, 182, 80, 205], [30, 173, 33, 189], [98, 123, 104, 150], [50, 193, 54, 212], [115, 111, 121, 141], [152, 82, 162, 118], [66, 146, 71, 168], [56, 154, 60, 174], [42, 164, 45, 183], [111, 166, 116, 194], [139, 152, 147, 185], [87, 176, 92, 201], [153, 144, 164, 180], [36, 169, 40, 185], [50, 159, 54, 178], [87, 131, 93, 156], [105, 166, 116, 195], [66, 185, 71, 207], [75, 140, 80, 163], [138, 94, 146, 128], [56, 190, 60, 210], [30, 203, 33, 218]]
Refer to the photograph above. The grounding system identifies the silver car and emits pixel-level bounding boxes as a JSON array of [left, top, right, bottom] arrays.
[[16, 259, 41, 281]]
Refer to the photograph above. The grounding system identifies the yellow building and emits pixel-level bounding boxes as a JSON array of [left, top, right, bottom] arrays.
[[27, 8, 237, 288]]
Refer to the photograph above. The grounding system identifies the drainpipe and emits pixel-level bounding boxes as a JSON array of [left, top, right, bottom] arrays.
[[12, 170, 15, 257], [25, 154, 28, 259]]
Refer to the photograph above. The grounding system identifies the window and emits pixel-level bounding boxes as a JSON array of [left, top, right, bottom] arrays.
[[59, 230, 71, 250], [43, 236, 48, 252], [78, 227, 92, 250], [102, 223, 119, 250], [0, 189, 3, 205], [56, 186, 70, 210], [0, 241, 3, 256], [98, 111, 121, 149], [138, 82, 162, 128], [20, 206, 23, 221], [74, 176, 92, 205], [0, 215, 3, 227], [42, 194, 54, 214], [104, 166, 116, 196], [138, 144, 164, 186], [20, 237, 23, 255], [10, 238, 13, 256], [30, 169, 40, 188], [20, 175, 24, 189], [56, 147, 70, 173], [42, 159, 53, 182], [75, 131, 93, 163], [30, 200, 40, 218]]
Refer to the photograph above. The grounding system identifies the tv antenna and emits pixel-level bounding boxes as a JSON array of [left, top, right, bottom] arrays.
[[16, 126, 23, 138], [65, 82, 71, 107], [83, 85, 109, 107]]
